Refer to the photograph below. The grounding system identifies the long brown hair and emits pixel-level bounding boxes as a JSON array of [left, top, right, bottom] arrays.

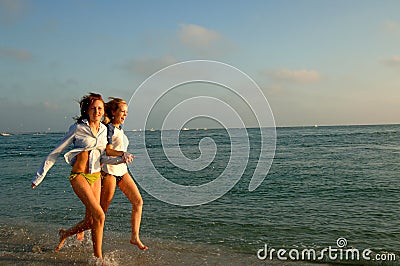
[[75, 93, 105, 123], [103, 97, 127, 125]]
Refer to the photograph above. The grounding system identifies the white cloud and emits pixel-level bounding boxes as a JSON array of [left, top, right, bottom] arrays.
[[43, 101, 59, 110], [119, 56, 178, 77], [179, 24, 221, 48], [0, 0, 30, 25], [267, 69, 321, 84], [383, 20, 400, 35], [178, 24, 234, 57], [0, 48, 32, 61], [259, 83, 285, 97], [381, 55, 400, 67]]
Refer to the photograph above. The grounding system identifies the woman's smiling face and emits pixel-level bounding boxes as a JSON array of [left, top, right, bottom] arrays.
[[87, 99, 104, 123], [112, 103, 128, 125]]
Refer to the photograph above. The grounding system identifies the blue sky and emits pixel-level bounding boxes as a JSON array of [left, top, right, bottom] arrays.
[[1, 0, 399, 132]]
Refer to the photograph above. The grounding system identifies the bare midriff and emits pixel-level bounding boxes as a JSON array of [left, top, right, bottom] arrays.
[[71, 151, 98, 174]]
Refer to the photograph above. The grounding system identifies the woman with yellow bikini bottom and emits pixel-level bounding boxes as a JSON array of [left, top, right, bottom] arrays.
[[69, 172, 101, 185], [32, 93, 127, 260], [77, 97, 147, 250]]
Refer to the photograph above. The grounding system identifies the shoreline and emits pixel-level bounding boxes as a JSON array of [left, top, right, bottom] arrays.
[[2, 220, 384, 266], [0, 221, 336, 266]]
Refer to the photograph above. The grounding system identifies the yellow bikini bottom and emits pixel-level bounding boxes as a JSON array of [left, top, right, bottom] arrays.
[[69, 172, 101, 185]]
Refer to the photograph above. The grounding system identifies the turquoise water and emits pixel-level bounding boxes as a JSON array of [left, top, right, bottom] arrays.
[[0, 125, 399, 265]]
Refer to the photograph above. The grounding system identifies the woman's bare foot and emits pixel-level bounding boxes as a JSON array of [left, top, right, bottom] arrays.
[[76, 231, 84, 241], [55, 229, 67, 251], [130, 237, 148, 250]]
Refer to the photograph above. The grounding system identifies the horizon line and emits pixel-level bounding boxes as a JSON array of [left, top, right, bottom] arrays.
[[2, 122, 400, 134]]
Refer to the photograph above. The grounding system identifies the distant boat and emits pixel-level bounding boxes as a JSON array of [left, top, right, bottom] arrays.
[[0, 132, 11, 136], [182, 127, 189, 131]]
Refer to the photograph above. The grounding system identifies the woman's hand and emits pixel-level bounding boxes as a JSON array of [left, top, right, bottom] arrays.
[[123, 152, 135, 164]]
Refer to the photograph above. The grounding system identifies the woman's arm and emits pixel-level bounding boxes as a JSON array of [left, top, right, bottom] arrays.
[[105, 143, 124, 157], [32, 124, 76, 188], [103, 144, 134, 164], [103, 124, 134, 164]]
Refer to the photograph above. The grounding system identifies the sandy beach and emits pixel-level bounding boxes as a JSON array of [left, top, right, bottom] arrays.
[[0, 222, 332, 266]]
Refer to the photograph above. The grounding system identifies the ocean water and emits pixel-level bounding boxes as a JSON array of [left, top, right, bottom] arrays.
[[0, 124, 399, 265]]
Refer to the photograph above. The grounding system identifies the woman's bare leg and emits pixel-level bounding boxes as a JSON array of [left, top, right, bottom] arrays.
[[118, 173, 148, 250], [73, 174, 116, 242], [89, 175, 103, 258], [57, 175, 105, 258], [100, 174, 117, 212], [55, 208, 92, 251], [76, 231, 85, 241]]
